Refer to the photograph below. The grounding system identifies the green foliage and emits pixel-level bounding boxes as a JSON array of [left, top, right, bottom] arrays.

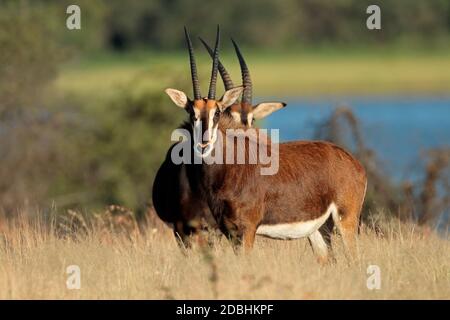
[[33, 71, 187, 212], [0, 2, 63, 116], [77, 74, 185, 209], [0, 3, 186, 212], [88, 0, 450, 50], [1, 0, 449, 216], [0, 2, 69, 212], [5, 0, 449, 53]]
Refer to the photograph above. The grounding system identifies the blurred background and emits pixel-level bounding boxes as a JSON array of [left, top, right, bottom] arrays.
[[0, 0, 449, 228]]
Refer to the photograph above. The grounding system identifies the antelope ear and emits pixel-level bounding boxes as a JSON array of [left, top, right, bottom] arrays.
[[218, 86, 244, 110], [252, 102, 287, 119], [165, 88, 189, 108]]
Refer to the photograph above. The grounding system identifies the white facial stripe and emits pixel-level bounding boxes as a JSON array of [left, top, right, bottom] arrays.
[[204, 107, 219, 148], [193, 108, 202, 147], [194, 108, 201, 119], [192, 107, 219, 158], [247, 113, 254, 126], [210, 125, 219, 145], [256, 203, 337, 240], [207, 107, 216, 141]]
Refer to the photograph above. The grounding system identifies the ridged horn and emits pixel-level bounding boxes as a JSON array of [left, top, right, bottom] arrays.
[[231, 38, 252, 104], [184, 26, 201, 100], [199, 37, 234, 91], [207, 25, 220, 100]]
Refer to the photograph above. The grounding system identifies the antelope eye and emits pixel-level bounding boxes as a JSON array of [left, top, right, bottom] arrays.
[[214, 109, 220, 117]]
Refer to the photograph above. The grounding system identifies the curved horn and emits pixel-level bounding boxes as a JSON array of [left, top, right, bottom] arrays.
[[208, 25, 220, 100], [184, 26, 201, 100], [231, 38, 252, 104], [199, 37, 234, 91]]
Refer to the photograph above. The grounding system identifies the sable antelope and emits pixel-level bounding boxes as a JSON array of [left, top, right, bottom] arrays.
[[199, 37, 286, 127], [164, 27, 367, 262], [152, 27, 285, 247]]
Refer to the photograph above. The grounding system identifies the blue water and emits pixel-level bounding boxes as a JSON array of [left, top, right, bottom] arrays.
[[263, 96, 450, 182]]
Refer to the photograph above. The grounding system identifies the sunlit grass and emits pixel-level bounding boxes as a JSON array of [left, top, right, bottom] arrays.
[[55, 49, 450, 99], [0, 211, 448, 299]]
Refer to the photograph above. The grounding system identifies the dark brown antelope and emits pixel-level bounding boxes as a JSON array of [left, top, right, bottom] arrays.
[[152, 27, 286, 247], [199, 37, 286, 127], [164, 27, 367, 263]]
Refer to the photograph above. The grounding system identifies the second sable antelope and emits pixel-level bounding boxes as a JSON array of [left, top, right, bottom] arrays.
[[163, 27, 367, 262]]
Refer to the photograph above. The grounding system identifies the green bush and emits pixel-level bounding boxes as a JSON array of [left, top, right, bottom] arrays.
[[75, 73, 185, 210], [0, 3, 186, 213]]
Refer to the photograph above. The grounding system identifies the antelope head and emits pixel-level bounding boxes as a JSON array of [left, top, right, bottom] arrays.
[[165, 26, 243, 158], [199, 37, 286, 127]]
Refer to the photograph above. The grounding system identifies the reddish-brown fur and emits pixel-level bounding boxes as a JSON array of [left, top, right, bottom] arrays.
[[186, 118, 367, 257], [153, 108, 367, 259], [154, 27, 367, 261]]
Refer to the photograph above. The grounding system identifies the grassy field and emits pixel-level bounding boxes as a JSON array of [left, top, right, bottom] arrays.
[[55, 49, 450, 98], [3, 50, 449, 300], [0, 211, 448, 299]]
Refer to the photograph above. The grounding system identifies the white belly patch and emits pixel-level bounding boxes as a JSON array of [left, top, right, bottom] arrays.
[[256, 203, 337, 240]]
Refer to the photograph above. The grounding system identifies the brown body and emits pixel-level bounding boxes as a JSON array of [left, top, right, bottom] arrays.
[[153, 32, 285, 246], [188, 119, 367, 261], [262, 141, 366, 225], [159, 27, 366, 262]]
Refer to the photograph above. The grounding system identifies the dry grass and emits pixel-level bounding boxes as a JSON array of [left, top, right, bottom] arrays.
[[0, 210, 448, 300]]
